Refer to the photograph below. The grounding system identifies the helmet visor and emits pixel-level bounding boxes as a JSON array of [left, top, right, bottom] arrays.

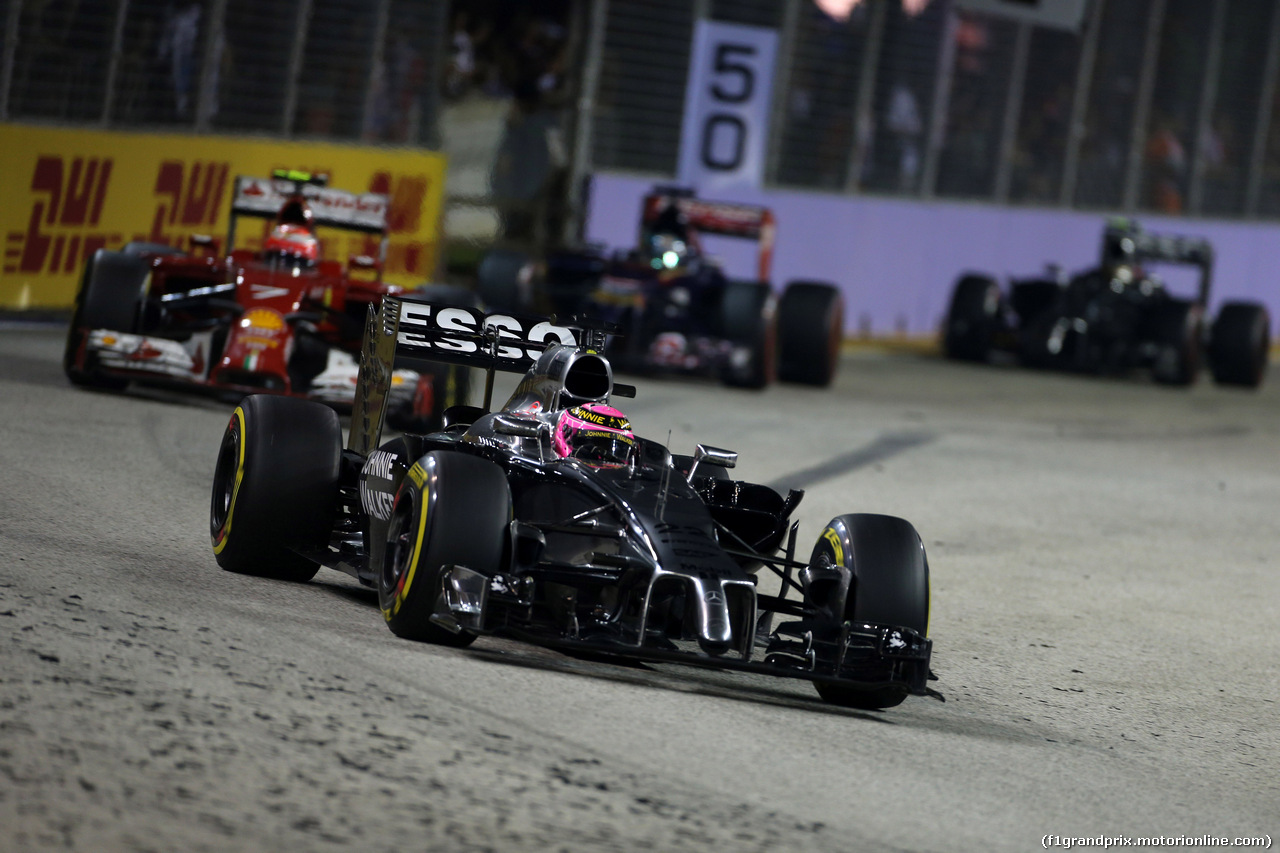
[[569, 430, 635, 465]]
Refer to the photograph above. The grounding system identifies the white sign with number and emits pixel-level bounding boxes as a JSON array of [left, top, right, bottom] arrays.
[[677, 19, 778, 193]]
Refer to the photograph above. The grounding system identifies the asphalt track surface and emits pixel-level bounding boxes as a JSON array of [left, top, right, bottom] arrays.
[[1, 327, 1277, 853]]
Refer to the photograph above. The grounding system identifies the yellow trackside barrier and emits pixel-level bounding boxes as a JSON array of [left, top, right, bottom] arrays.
[[0, 123, 448, 309]]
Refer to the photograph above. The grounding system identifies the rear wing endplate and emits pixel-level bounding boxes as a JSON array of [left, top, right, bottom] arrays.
[[347, 295, 580, 454]]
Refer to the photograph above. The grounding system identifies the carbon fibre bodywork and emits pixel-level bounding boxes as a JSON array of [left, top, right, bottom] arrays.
[[943, 219, 1270, 388], [240, 295, 936, 707]]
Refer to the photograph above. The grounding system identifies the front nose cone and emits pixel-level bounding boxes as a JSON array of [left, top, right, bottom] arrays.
[[694, 579, 733, 655], [697, 636, 733, 657]]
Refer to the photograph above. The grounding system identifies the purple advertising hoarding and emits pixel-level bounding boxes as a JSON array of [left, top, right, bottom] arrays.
[[585, 172, 1280, 339]]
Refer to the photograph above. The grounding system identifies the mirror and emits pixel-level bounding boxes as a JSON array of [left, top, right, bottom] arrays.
[[493, 415, 543, 438], [686, 443, 737, 483], [694, 443, 737, 468]]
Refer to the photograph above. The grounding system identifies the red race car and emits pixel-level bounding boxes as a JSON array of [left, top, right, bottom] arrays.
[[64, 170, 470, 428]]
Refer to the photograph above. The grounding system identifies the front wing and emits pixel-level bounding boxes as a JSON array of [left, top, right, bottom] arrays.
[[429, 564, 937, 700], [80, 328, 421, 409]]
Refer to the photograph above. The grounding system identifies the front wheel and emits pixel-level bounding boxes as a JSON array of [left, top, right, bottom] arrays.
[[210, 395, 342, 582], [64, 249, 150, 389], [1209, 302, 1270, 388], [809, 514, 929, 710], [777, 281, 844, 387], [379, 451, 511, 644]]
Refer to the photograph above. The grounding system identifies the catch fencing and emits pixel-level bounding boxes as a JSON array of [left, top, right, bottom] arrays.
[[5, 0, 1280, 236]]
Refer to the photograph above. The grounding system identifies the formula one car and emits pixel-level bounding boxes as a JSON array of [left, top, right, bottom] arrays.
[[943, 219, 1270, 388], [64, 170, 469, 428], [478, 187, 845, 388], [210, 296, 937, 710]]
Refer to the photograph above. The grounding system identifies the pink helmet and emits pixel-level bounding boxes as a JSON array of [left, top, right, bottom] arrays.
[[553, 403, 635, 465]]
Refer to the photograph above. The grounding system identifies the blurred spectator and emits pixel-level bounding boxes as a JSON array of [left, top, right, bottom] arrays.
[[441, 2, 566, 104], [885, 80, 922, 191], [365, 30, 427, 142], [157, 1, 202, 119], [442, 9, 486, 100], [1146, 113, 1186, 213], [476, 7, 571, 242], [443, 10, 480, 100], [1199, 119, 1227, 176]]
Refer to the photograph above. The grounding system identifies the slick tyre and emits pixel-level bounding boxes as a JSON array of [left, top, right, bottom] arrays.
[[777, 281, 844, 387], [210, 395, 341, 582], [1208, 301, 1270, 388], [476, 249, 531, 312], [810, 514, 930, 710], [943, 274, 1001, 362], [64, 249, 150, 389], [1008, 280, 1061, 326], [379, 451, 511, 645], [1150, 299, 1203, 386], [719, 280, 777, 389]]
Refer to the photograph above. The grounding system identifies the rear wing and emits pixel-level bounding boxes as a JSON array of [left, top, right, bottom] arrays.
[[641, 188, 776, 280], [230, 175, 389, 234], [348, 295, 583, 454], [1102, 219, 1213, 304]]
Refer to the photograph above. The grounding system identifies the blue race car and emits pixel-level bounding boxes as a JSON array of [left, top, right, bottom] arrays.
[[479, 187, 844, 389]]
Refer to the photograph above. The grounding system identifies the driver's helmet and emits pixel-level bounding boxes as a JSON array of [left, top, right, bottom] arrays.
[[263, 223, 318, 266], [644, 204, 695, 270], [553, 403, 636, 465], [1101, 221, 1138, 272]]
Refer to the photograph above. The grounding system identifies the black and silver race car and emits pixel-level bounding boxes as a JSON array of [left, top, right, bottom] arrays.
[[943, 219, 1270, 387], [210, 296, 936, 710]]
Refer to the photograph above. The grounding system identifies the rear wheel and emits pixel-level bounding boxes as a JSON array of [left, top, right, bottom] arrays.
[[380, 451, 510, 644], [476, 249, 532, 312], [1008, 280, 1061, 326], [210, 395, 342, 582], [809, 514, 929, 710], [777, 281, 844, 387], [943, 274, 1002, 362], [1150, 299, 1203, 386], [64, 250, 150, 389], [1209, 301, 1270, 388], [719, 280, 776, 389]]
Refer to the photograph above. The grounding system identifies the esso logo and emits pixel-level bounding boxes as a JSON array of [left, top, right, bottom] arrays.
[[398, 303, 576, 363]]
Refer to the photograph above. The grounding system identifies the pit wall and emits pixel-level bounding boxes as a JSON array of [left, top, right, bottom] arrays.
[[585, 172, 1280, 340], [0, 124, 448, 309]]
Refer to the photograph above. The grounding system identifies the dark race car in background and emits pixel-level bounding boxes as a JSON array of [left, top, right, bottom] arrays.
[[943, 218, 1270, 388], [210, 296, 938, 711], [478, 187, 845, 389], [64, 170, 471, 429]]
